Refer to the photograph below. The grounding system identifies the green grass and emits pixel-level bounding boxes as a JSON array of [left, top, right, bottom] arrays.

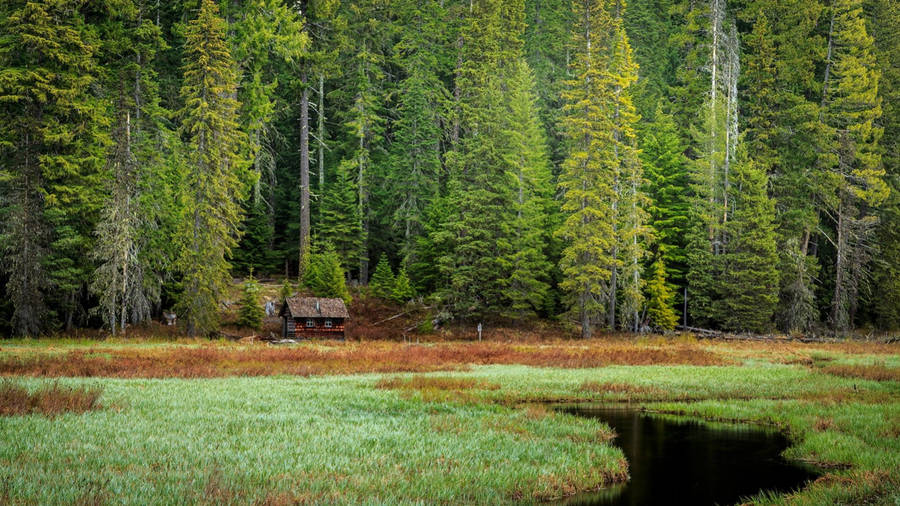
[[0, 375, 625, 505], [1, 345, 898, 504]]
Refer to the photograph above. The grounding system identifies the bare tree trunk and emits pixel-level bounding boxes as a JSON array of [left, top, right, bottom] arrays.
[[317, 74, 325, 193], [832, 198, 846, 330], [581, 297, 592, 339], [299, 71, 310, 282], [452, 35, 462, 147]]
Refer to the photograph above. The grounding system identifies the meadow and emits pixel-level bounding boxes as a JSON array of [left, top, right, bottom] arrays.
[[0, 337, 898, 504]]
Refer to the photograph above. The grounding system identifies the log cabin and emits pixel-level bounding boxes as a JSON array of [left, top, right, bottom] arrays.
[[280, 297, 350, 339]]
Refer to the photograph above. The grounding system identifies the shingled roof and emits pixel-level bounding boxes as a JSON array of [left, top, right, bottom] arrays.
[[282, 297, 350, 319]]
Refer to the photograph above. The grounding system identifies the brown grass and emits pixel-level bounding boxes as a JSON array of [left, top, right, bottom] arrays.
[[820, 363, 900, 382], [0, 340, 729, 378], [0, 380, 103, 417], [580, 381, 667, 397], [375, 376, 501, 391]]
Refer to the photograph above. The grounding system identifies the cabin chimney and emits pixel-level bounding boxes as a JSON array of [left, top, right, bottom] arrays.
[[315, 300, 320, 313]]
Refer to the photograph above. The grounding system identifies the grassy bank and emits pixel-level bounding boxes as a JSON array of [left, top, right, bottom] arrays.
[[0, 375, 626, 504], [1, 338, 898, 504]]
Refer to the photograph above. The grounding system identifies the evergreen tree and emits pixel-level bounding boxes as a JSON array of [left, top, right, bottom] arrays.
[[369, 254, 395, 299], [175, 0, 249, 336], [818, 0, 886, 331], [280, 277, 294, 301], [717, 151, 779, 332], [686, 98, 727, 327], [304, 242, 351, 304], [436, 0, 533, 320], [523, 0, 572, 168], [0, 0, 109, 335], [332, 0, 393, 284], [557, 0, 616, 338], [741, 0, 824, 331], [641, 104, 690, 292], [645, 256, 678, 330], [503, 60, 554, 319], [392, 268, 415, 304], [92, 2, 171, 335], [606, 2, 648, 332], [236, 274, 265, 329], [388, 0, 447, 269], [320, 159, 363, 271], [865, 0, 900, 329]]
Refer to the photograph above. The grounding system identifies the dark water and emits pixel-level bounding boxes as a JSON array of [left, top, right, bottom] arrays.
[[560, 406, 821, 506]]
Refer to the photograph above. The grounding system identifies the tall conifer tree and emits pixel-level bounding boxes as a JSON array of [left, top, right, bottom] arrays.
[[0, 0, 108, 335], [557, 0, 616, 337], [175, 0, 248, 336], [818, 0, 886, 330]]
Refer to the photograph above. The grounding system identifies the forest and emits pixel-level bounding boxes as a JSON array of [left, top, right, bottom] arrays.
[[0, 0, 897, 338]]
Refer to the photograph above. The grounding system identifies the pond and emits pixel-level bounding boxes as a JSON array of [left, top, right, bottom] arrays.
[[559, 406, 821, 506]]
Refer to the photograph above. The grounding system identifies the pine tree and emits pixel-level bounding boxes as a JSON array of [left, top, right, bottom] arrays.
[[641, 104, 690, 292], [686, 98, 727, 327], [236, 274, 265, 330], [865, 0, 900, 329], [717, 151, 779, 332], [92, 2, 170, 335], [0, 0, 109, 335], [369, 255, 395, 300], [333, 0, 392, 284], [741, 0, 824, 332], [645, 256, 678, 330], [388, 0, 447, 269], [175, 0, 249, 336], [392, 268, 415, 304], [624, 0, 679, 118], [436, 0, 531, 320], [819, 0, 886, 331], [557, 0, 616, 337], [607, 2, 649, 332], [304, 242, 351, 304], [280, 277, 294, 301], [320, 159, 363, 271], [503, 60, 554, 319]]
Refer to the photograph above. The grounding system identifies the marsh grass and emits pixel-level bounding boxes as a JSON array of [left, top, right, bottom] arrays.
[[0, 340, 729, 378], [820, 363, 900, 382], [1, 338, 898, 504], [0, 375, 627, 505], [0, 380, 103, 417]]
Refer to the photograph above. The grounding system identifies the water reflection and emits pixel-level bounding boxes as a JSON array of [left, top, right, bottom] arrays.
[[559, 406, 820, 506]]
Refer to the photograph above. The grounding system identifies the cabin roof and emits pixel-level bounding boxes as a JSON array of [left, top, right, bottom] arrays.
[[282, 297, 350, 319]]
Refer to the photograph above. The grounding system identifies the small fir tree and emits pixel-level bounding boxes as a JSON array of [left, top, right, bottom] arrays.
[[645, 256, 678, 331], [369, 255, 395, 299], [392, 268, 415, 304], [305, 243, 352, 304], [280, 277, 294, 301], [236, 274, 265, 330]]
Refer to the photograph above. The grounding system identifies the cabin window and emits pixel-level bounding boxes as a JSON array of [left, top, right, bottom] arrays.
[[306, 319, 315, 328], [324, 320, 333, 328]]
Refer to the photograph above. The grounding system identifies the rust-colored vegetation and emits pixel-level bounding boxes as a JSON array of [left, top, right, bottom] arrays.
[[375, 376, 501, 391], [580, 381, 667, 399], [0, 340, 729, 378], [821, 363, 900, 382], [0, 380, 103, 417]]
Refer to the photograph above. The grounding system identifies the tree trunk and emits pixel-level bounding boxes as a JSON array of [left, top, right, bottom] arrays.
[[317, 74, 325, 193], [299, 71, 310, 282]]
